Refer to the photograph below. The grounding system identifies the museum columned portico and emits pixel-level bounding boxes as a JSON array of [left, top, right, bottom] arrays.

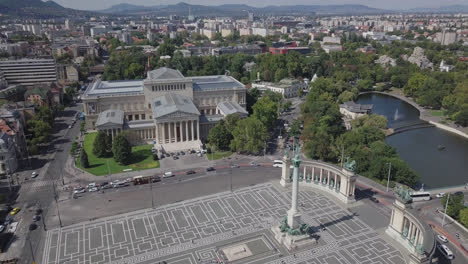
[[155, 120, 199, 144]]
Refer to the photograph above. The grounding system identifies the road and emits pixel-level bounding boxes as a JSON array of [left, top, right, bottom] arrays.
[[16, 105, 82, 264]]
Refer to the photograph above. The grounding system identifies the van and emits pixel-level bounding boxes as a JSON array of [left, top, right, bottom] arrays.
[[163, 172, 174, 178], [438, 244, 454, 260], [273, 160, 283, 168]]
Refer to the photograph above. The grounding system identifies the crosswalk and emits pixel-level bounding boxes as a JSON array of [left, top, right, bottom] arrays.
[[20, 179, 58, 193]]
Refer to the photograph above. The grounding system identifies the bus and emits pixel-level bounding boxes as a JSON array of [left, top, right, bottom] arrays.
[[410, 191, 431, 202]]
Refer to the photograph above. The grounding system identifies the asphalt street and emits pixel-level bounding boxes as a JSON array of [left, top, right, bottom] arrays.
[[17, 105, 82, 264]]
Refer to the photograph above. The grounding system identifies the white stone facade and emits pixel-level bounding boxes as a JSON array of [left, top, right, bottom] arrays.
[[82, 68, 247, 151]]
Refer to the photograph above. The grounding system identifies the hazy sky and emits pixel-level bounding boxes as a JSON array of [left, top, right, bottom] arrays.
[[53, 0, 467, 11]]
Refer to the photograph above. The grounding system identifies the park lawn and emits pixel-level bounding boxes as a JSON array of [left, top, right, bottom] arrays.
[[77, 132, 159, 176], [207, 151, 232, 160], [430, 109, 447, 117]]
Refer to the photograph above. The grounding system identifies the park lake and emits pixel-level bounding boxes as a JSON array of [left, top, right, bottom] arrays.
[[356, 93, 468, 189]]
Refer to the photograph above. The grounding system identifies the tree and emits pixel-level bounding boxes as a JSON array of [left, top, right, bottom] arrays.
[[112, 134, 132, 165], [208, 121, 232, 151], [453, 105, 468, 127], [93, 132, 110, 157], [274, 68, 288, 83], [158, 43, 176, 57], [289, 120, 301, 137], [460, 208, 468, 228], [441, 192, 465, 219], [230, 117, 268, 153], [252, 97, 278, 130], [80, 150, 90, 168], [223, 114, 241, 132], [351, 114, 388, 129]]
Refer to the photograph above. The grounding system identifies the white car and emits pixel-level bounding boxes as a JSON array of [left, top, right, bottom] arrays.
[[73, 189, 85, 194], [437, 244, 454, 260], [68, 125, 72, 129], [163, 172, 174, 178], [435, 193, 445, 198], [0, 225, 5, 233], [31, 172, 38, 178], [437, 235, 448, 243], [87, 182, 96, 188], [88, 187, 99, 192]]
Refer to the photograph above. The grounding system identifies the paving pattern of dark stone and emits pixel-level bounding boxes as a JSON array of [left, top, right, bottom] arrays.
[[42, 183, 406, 264]]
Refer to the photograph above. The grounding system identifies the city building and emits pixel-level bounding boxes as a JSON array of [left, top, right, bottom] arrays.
[[82, 67, 246, 151], [0, 58, 57, 87], [269, 46, 310, 55], [339, 101, 373, 119], [212, 45, 262, 56], [0, 132, 18, 176], [251, 78, 305, 98]]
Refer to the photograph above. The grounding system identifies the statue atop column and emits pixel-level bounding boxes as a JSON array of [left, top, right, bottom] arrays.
[[272, 141, 315, 250]]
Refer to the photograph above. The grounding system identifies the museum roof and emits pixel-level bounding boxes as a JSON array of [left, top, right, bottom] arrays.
[[95, 109, 124, 127], [147, 67, 184, 80], [217, 101, 248, 116], [152, 93, 200, 119], [192, 75, 245, 91], [84, 80, 143, 97]]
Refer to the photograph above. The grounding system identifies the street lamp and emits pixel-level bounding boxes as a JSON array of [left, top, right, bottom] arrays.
[[441, 193, 450, 227], [150, 176, 154, 209], [26, 235, 36, 264], [52, 181, 63, 227], [386, 162, 392, 192]]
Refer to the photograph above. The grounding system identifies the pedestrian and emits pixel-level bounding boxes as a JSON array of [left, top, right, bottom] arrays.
[[294, 254, 296, 258]]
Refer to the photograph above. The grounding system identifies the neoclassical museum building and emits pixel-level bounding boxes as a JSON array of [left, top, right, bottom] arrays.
[[82, 67, 248, 151]]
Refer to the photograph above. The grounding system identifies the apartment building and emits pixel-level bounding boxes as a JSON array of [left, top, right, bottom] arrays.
[[0, 58, 57, 86]]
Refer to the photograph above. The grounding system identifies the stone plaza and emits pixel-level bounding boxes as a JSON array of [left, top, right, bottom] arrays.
[[42, 182, 406, 264]]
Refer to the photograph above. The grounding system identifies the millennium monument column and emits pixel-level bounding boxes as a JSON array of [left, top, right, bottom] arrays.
[[287, 146, 301, 228], [272, 143, 315, 250], [280, 149, 291, 187]]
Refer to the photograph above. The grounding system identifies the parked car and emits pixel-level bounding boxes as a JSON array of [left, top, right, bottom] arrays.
[[435, 193, 445, 198], [173, 156, 179, 160], [163, 172, 174, 178], [73, 189, 85, 194], [35, 208, 42, 215], [152, 176, 161, 182], [437, 235, 448, 243], [230, 164, 239, 168], [31, 171, 38, 178], [68, 125, 72, 129], [28, 223, 37, 231], [206, 167, 215, 172], [180, 151, 185, 155], [88, 187, 99, 192], [87, 182, 96, 188], [250, 161, 259, 166], [0, 225, 5, 233], [186, 170, 196, 175], [10, 207, 20, 215], [32, 215, 40, 222], [100, 182, 108, 187]]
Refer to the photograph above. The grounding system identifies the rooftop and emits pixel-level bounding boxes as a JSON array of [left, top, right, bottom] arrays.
[[192, 75, 244, 91], [147, 67, 185, 80], [152, 93, 200, 119], [96, 109, 124, 127], [340, 101, 373, 113], [217, 101, 248, 117], [84, 80, 143, 97]]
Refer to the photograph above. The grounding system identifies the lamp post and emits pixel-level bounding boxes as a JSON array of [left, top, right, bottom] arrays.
[[52, 181, 63, 227], [386, 162, 392, 192], [441, 193, 450, 227], [150, 176, 154, 209], [27, 235, 36, 264]]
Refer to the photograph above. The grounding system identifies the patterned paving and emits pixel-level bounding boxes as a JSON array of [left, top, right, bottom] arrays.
[[42, 183, 406, 264]]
